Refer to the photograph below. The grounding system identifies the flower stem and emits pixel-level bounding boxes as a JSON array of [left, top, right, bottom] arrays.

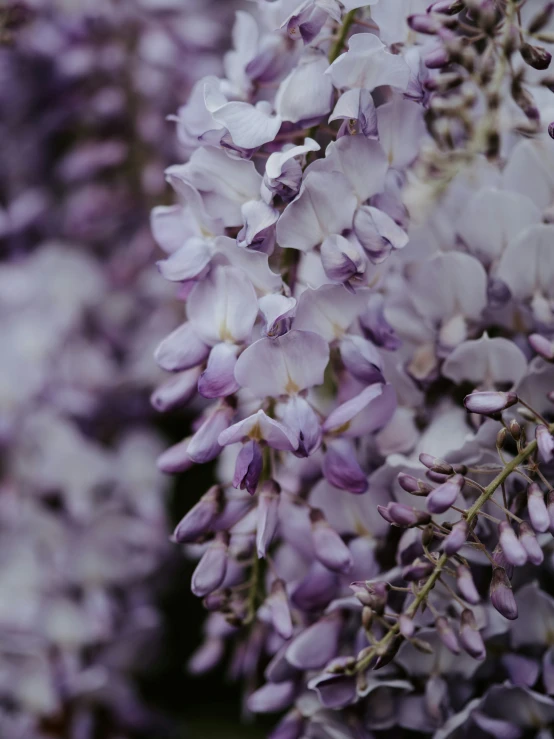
[[329, 9, 357, 63]]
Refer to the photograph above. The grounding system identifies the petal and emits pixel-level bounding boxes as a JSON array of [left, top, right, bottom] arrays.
[[234, 329, 330, 397], [309, 135, 388, 203], [326, 33, 410, 91], [237, 199, 279, 252], [211, 100, 282, 149], [198, 343, 241, 399], [442, 334, 528, 387], [376, 97, 427, 169], [457, 188, 541, 264], [154, 322, 210, 372], [188, 265, 259, 345], [329, 88, 378, 138], [293, 284, 368, 341], [258, 293, 297, 336], [323, 383, 397, 437], [156, 237, 213, 282], [276, 170, 358, 251]]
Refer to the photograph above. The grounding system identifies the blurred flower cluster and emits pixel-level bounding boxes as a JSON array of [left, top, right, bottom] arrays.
[[0, 0, 235, 736], [152, 1, 554, 737]]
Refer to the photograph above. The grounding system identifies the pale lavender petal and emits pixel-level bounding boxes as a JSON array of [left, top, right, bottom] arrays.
[[234, 329, 329, 397], [154, 322, 210, 372], [188, 265, 259, 346], [198, 343, 240, 399]]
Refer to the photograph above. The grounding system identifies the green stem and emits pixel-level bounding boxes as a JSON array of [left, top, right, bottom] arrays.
[[329, 9, 358, 63]]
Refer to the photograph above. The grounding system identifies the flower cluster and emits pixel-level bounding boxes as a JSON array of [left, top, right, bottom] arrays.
[[153, 1, 554, 737], [0, 1, 236, 736]]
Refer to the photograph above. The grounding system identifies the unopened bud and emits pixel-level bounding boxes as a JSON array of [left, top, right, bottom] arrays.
[[528, 483, 549, 533], [428, 0, 465, 14], [549, 122, 554, 140], [427, 474, 464, 515], [442, 519, 468, 555], [459, 609, 486, 660], [362, 606, 373, 630], [521, 43, 552, 70], [496, 428, 507, 449], [436, 616, 460, 654], [425, 46, 451, 69], [509, 420, 521, 441], [398, 473, 432, 495], [419, 453, 454, 475], [402, 558, 434, 582], [499, 521, 527, 567], [456, 565, 480, 604], [518, 522, 544, 565], [377, 502, 431, 528], [490, 568, 518, 620], [536, 425, 554, 463], [408, 13, 443, 34], [399, 614, 415, 639], [464, 390, 518, 415], [529, 333, 554, 361]]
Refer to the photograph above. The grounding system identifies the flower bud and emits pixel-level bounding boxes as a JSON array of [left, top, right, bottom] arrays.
[[377, 502, 431, 528], [521, 43, 552, 70], [426, 474, 464, 514], [398, 473, 432, 495], [459, 609, 486, 660], [536, 425, 554, 463], [286, 614, 341, 670], [442, 519, 468, 555], [173, 485, 221, 543], [402, 558, 434, 582], [490, 568, 518, 620], [436, 616, 460, 654], [463, 390, 518, 415], [419, 453, 454, 475], [267, 579, 293, 640], [492, 543, 514, 580], [424, 46, 451, 68], [428, 0, 465, 14], [399, 614, 415, 639], [527, 483, 549, 533], [456, 565, 480, 605], [518, 522, 544, 565], [408, 13, 443, 34], [350, 581, 389, 614], [496, 428, 507, 449], [549, 122, 554, 140], [529, 333, 554, 361], [499, 521, 527, 567], [191, 533, 229, 597], [310, 509, 353, 574], [257, 481, 280, 558], [510, 419, 522, 441], [233, 440, 263, 495]]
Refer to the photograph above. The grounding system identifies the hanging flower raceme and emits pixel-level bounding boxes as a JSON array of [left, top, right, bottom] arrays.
[[152, 1, 554, 737]]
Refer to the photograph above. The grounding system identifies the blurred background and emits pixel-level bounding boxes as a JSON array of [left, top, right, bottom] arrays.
[[0, 1, 266, 737]]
